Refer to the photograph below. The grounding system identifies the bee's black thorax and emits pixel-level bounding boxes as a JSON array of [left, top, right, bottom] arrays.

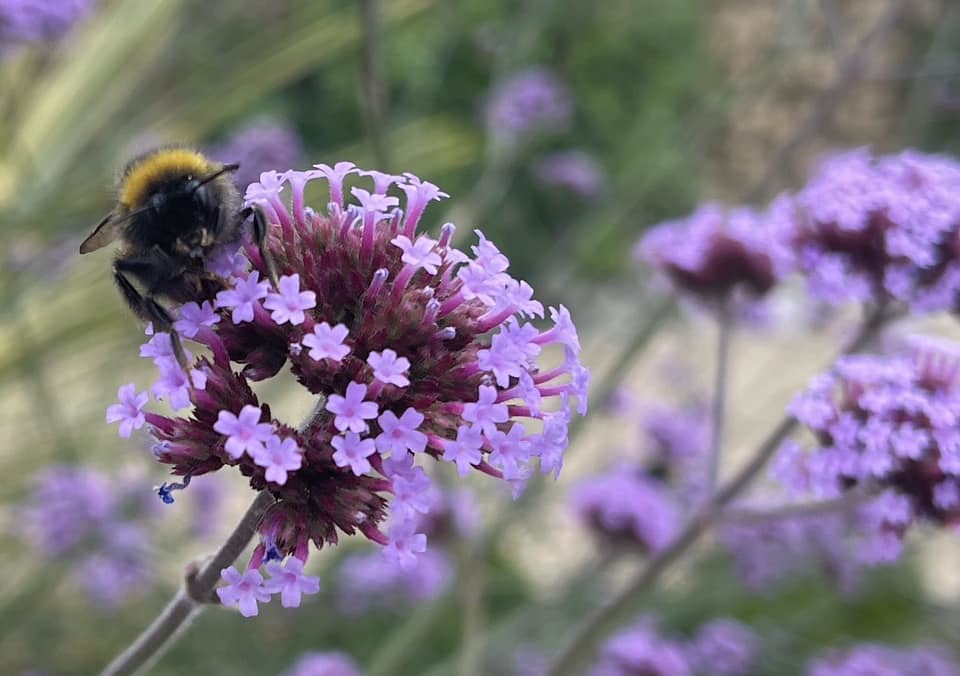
[[124, 175, 240, 260], [116, 173, 243, 308]]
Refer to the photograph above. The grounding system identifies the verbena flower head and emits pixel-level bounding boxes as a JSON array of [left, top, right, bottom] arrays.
[[571, 395, 709, 552], [485, 67, 572, 141], [690, 619, 758, 676], [108, 162, 587, 616], [637, 203, 791, 307], [591, 616, 691, 676], [17, 466, 154, 607], [640, 401, 710, 490], [780, 336, 960, 560], [806, 642, 959, 676], [533, 150, 605, 199], [571, 467, 680, 553], [208, 118, 304, 191], [773, 148, 960, 310], [0, 0, 93, 50]]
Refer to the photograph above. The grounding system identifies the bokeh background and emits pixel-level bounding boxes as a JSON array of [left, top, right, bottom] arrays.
[[3, 0, 960, 674]]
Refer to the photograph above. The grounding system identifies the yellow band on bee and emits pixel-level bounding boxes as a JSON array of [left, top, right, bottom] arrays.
[[120, 149, 213, 208]]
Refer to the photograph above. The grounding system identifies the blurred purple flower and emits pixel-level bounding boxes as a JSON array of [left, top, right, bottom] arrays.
[[335, 486, 476, 612], [208, 119, 304, 191], [0, 0, 93, 50], [592, 616, 691, 676], [807, 643, 960, 676], [184, 473, 223, 538], [282, 652, 364, 676], [485, 68, 572, 141], [690, 618, 758, 675], [512, 646, 548, 676], [75, 523, 152, 607], [18, 466, 155, 607], [336, 547, 452, 614], [637, 203, 791, 307], [571, 468, 680, 553], [774, 335, 960, 559], [641, 402, 710, 470], [20, 466, 113, 556], [533, 150, 605, 199], [720, 503, 867, 592], [773, 148, 960, 310]]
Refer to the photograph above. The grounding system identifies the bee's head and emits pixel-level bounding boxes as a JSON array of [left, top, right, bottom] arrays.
[[81, 148, 241, 255]]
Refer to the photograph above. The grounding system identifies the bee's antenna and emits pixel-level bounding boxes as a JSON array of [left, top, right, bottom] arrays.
[[193, 163, 240, 191]]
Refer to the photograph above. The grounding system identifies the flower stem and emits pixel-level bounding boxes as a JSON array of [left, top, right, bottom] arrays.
[[542, 307, 891, 676], [708, 303, 732, 493], [100, 490, 276, 676]]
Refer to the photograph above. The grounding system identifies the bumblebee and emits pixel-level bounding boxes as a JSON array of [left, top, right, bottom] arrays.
[[80, 147, 277, 366]]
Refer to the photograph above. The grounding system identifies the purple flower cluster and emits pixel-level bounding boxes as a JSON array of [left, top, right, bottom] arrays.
[[779, 336, 960, 560], [571, 467, 680, 553], [637, 203, 791, 307], [638, 148, 960, 315], [773, 148, 960, 310], [532, 150, 605, 199], [640, 402, 711, 488], [592, 615, 757, 676], [17, 466, 154, 607], [689, 619, 759, 676], [484, 67, 572, 141], [281, 651, 364, 676], [807, 642, 959, 676], [571, 399, 707, 552], [106, 161, 588, 617], [208, 119, 304, 192], [0, 0, 93, 50]]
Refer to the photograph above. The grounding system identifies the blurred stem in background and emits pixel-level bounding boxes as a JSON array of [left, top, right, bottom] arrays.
[[707, 302, 731, 495]]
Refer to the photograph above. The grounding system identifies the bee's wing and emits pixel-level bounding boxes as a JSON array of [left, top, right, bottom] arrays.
[[79, 213, 121, 254]]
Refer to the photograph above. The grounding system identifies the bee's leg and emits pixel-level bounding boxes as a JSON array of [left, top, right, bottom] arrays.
[[241, 205, 279, 288], [113, 264, 189, 371]]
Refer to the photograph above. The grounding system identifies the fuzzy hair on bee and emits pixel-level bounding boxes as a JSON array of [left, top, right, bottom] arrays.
[[80, 146, 278, 367]]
